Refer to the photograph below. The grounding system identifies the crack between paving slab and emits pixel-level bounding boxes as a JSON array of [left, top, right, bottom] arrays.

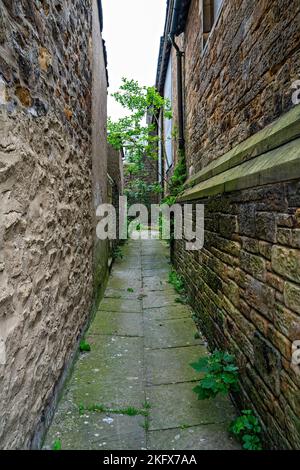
[[144, 316, 192, 322], [148, 420, 230, 433], [146, 379, 199, 387], [104, 296, 141, 300], [145, 343, 205, 351], [89, 333, 143, 338], [142, 304, 190, 311], [97, 308, 142, 313]]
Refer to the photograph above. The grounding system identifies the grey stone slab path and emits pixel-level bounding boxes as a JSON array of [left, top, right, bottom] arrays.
[[44, 236, 239, 450]]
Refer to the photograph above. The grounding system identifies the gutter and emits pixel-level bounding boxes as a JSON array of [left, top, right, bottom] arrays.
[[97, 0, 103, 32], [169, 0, 180, 36], [155, 0, 191, 149]]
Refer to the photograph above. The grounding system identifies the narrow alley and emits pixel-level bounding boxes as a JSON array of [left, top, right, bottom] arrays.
[[1, 0, 300, 455], [44, 235, 238, 450]]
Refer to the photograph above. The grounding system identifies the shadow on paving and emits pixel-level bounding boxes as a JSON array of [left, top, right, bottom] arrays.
[[43, 236, 240, 450]]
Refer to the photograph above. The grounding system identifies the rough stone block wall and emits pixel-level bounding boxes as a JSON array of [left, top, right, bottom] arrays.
[[172, 0, 300, 449], [0, 0, 107, 449], [175, 181, 300, 449], [184, 0, 300, 175]]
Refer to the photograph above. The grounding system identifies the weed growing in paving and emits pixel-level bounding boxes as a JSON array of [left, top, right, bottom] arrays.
[[112, 246, 123, 260], [142, 400, 151, 410], [175, 296, 187, 304], [180, 424, 190, 430], [52, 439, 62, 450], [191, 350, 239, 400], [141, 416, 150, 431], [79, 340, 91, 352], [78, 404, 150, 417], [230, 410, 262, 450], [168, 270, 185, 294]]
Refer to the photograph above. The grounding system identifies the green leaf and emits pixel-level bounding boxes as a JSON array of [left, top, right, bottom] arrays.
[[79, 340, 91, 352], [242, 434, 262, 451], [192, 350, 239, 400], [52, 439, 62, 451]]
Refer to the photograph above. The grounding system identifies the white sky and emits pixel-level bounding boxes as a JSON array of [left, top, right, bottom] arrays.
[[102, 0, 167, 120]]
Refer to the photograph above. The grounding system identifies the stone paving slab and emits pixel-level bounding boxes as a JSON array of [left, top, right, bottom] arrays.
[[64, 336, 144, 408], [142, 268, 170, 277], [145, 345, 207, 385], [143, 276, 174, 292], [110, 269, 142, 282], [107, 276, 142, 290], [89, 311, 143, 337], [146, 382, 236, 431], [98, 298, 142, 313], [142, 255, 170, 269], [44, 402, 146, 450], [148, 424, 240, 450], [144, 318, 201, 349], [104, 287, 143, 300], [142, 292, 181, 309], [143, 305, 192, 321], [113, 262, 142, 271]]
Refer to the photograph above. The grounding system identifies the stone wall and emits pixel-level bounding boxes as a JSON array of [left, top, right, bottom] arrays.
[[171, 0, 300, 449], [184, 0, 300, 176], [0, 0, 109, 449], [175, 180, 300, 449]]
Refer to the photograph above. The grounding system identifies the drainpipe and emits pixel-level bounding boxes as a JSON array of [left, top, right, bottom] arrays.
[[169, 0, 185, 151], [169, 35, 184, 151]]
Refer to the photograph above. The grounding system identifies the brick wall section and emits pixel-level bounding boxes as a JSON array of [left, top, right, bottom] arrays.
[[184, 0, 300, 175], [0, 0, 108, 448], [175, 181, 300, 449]]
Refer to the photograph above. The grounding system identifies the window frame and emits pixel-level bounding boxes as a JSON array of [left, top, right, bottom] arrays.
[[201, 0, 225, 56]]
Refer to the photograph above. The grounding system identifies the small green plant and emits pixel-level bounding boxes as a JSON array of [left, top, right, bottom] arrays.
[[79, 340, 91, 352], [142, 400, 151, 410], [142, 416, 150, 431], [127, 288, 134, 293], [191, 350, 239, 400], [112, 246, 123, 260], [78, 403, 149, 417], [230, 410, 262, 450], [168, 270, 185, 294], [162, 152, 187, 206], [52, 439, 62, 451], [180, 424, 190, 430]]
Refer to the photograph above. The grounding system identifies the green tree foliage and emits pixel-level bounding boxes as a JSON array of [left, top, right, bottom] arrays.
[[107, 78, 172, 205]]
